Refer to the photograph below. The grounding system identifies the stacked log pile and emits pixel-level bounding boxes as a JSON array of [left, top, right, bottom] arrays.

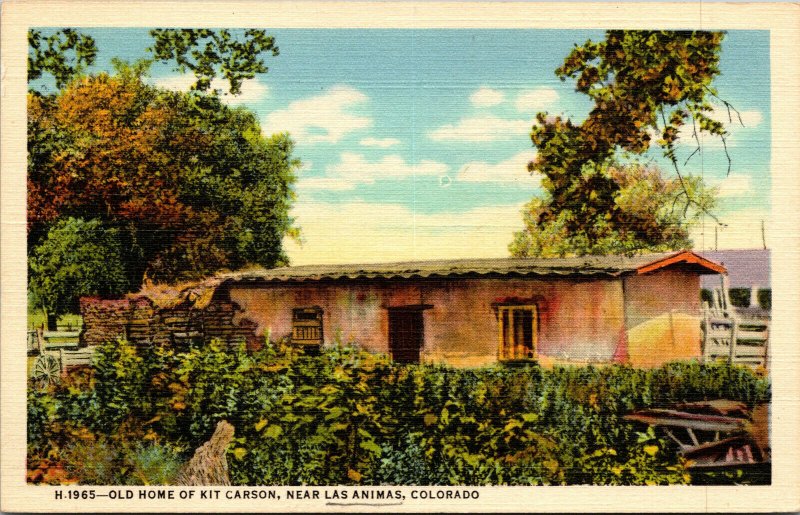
[[79, 298, 135, 347], [202, 301, 260, 349], [126, 298, 158, 343], [79, 293, 260, 349]]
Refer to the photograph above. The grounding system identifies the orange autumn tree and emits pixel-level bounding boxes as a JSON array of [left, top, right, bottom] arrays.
[[28, 65, 299, 299]]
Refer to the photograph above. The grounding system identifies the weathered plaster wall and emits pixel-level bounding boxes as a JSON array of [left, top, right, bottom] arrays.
[[81, 269, 705, 368], [623, 270, 703, 367], [226, 276, 627, 367]]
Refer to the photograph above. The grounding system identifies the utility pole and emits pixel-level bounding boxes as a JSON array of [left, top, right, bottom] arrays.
[[761, 219, 767, 249], [714, 225, 718, 251]]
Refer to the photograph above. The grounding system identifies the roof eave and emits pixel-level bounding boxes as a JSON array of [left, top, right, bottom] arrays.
[[635, 250, 727, 276]]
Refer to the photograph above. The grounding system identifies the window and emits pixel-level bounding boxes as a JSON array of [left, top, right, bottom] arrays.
[[496, 305, 537, 360], [291, 307, 324, 347]]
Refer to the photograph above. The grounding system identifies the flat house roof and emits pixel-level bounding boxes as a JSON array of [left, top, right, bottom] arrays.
[[221, 250, 726, 284]]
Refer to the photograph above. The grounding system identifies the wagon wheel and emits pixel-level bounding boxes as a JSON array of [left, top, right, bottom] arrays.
[[31, 354, 60, 389], [662, 426, 724, 451]]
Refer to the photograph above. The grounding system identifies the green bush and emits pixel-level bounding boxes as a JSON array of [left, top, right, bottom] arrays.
[[758, 289, 771, 310], [701, 287, 772, 310], [60, 437, 183, 485], [32, 340, 770, 486], [27, 387, 54, 456]]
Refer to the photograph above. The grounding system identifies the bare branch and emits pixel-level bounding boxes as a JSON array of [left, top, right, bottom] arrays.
[[721, 134, 732, 176], [703, 85, 744, 126], [683, 147, 700, 167], [684, 114, 701, 167]]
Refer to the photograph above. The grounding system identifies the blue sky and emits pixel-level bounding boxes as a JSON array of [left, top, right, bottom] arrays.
[[34, 28, 772, 264]]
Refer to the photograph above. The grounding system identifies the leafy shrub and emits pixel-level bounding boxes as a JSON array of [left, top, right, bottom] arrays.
[[60, 437, 183, 485], [230, 344, 397, 485], [60, 437, 120, 484], [32, 339, 770, 486], [125, 443, 184, 485], [27, 387, 53, 456], [758, 289, 771, 311]]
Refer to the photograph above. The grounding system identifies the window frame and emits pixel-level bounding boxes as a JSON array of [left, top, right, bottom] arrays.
[[495, 304, 538, 361], [291, 306, 324, 347]]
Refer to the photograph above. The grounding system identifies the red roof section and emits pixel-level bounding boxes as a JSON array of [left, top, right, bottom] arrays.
[[635, 250, 726, 275]]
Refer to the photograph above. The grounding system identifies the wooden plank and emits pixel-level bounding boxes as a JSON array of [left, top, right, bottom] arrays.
[[173, 332, 202, 341], [624, 410, 744, 432], [736, 330, 769, 341], [42, 330, 80, 338], [729, 316, 738, 362], [61, 346, 97, 368], [735, 346, 768, 357]]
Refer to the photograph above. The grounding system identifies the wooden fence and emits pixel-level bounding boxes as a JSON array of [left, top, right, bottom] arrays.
[[702, 277, 769, 369], [702, 314, 769, 368]]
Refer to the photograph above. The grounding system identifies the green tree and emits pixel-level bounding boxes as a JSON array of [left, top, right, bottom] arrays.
[[28, 28, 278, 95], [519, 31, 732, 256], [28, 28, 294, 297], [28, 68, 299, 286], [148, 29, 279, 94], [510, 162, 716, 257], [28, 29, 98, 90], [29, 218, 129, 329]]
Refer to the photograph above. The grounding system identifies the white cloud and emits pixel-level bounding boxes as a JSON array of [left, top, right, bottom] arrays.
[[711, 175, 753, 198], [295, 177, 356, 191], [297, 160, 314, 173], [428, 116, 532, 142], [456, 150, 540, 185], [470, 87, 505, 107], [152, 75, 269, 105], [676, 105, 764, 150], [265, 85, 371, 144], [710, 104, 763, 129], [297, 152, 449, 191], [153, 74, 196, 91], [284, 201, 526, 265], [690, 208, 772, 251], [359, 137, 401, 148], [515, 88, 559, 113]]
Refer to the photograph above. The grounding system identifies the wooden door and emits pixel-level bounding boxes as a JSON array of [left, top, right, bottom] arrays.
[[388, 310, 424, 364]]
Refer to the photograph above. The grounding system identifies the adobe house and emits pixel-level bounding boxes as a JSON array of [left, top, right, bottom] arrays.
[[80, 250, 725, 368]]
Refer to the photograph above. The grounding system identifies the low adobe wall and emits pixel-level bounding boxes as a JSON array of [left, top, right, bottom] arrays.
[[79, 296, 260, 349], [225, 276, 628, 367], [623, 270, 704, 367]]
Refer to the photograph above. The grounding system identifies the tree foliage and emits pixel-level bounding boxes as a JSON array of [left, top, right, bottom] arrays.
[[510, 162, 716, 257], [28, 28, 279, 96], [28, 29, 98, 89], [148, 29, 279, 94], [28, 217, 129, 319], [521, 31, 730, 256], [28, 69, 299, 286]]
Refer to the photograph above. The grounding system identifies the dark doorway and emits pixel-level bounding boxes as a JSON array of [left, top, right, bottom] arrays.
[[388, 309, 424, 364]]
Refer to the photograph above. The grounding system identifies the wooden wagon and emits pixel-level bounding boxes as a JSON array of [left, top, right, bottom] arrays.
[[28, 328, 97, 389], [625, 400, 770, 470]]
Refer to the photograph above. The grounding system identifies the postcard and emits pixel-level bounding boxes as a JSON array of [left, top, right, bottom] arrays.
[[2, 1, 799, 512]]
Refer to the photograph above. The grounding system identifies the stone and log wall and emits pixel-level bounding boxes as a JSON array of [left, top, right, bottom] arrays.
[[79, 293, 260, 350]]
